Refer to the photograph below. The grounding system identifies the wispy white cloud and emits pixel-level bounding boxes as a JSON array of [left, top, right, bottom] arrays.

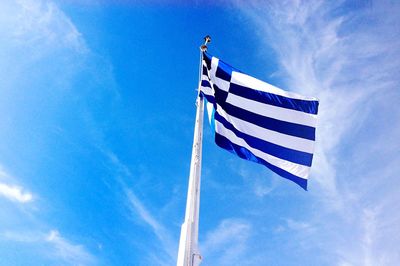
[[236, 161, 278, 198], [0, 0, 109, 264], [0, 167, 9, 179], [10, 0, 86, 52], [46, 230, 96, 265], [0, 0, 86, 99], [286, 219, 314, 234], [0, 183, 33, 203], [126, 190, 175, 259], [2, 229, 96, 265], [237, 0, 400, 265], [104, 150, 176, 264], [0, 165, 33, 203], [361, 208, 377, 266], [201, 218, 251, 265], [0, 166, 96, 265]]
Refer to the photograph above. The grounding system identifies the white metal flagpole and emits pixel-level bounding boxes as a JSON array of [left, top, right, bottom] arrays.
[[177, 36, 211, 266]]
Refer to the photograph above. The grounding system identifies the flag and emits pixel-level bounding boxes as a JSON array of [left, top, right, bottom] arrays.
[[199, 52, 319, 190]]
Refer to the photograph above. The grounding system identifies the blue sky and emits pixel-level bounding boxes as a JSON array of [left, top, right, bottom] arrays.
[[0, 0, 399, 265]]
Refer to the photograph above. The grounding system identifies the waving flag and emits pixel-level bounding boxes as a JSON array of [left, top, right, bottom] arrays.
[[200, 52, 319, 190]]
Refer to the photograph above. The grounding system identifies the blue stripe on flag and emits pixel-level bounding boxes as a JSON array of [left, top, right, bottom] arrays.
[[214, 112, 314, 166], [201, 80, 211, 88], [203, 52, 212, 70], [215, 133, 308, 190], [200, 91, 215, 104], [229, 83, 319, 115], [223, 102, 316, 141], [202, 66, 208, 76], [213, 84, 229, 103], [216, 60, 233, 82]]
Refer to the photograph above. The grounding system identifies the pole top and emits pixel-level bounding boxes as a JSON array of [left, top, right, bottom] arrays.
[[200, 35, 211, 52]]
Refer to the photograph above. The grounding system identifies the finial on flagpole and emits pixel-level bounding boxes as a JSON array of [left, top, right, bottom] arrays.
[[200, 35, 211, 51]]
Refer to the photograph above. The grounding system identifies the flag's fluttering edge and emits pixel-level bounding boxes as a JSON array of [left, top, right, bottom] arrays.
[[199, 52, 319, 190]]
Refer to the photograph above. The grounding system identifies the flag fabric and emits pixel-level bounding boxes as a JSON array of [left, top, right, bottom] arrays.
[[199, 52, 319, 190]]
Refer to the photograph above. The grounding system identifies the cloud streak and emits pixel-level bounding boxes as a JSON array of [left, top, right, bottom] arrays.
[[0, 1, 100, 262], [238, 0, 400, 265], [2, 0, 176, 263], [201, 218, 251, 266], [0, 183, 33, 203], [2, 229, 96, 265], [0, 165, 97, 265], [126, 190, 176, 260], [0, 165, 33, 203], [11, 0, 86, 52], [104, 150, 176, 265], [46, 230, 96, 265]]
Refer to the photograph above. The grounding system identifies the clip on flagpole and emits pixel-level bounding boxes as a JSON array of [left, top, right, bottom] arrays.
[[177, 36, 210, 266]]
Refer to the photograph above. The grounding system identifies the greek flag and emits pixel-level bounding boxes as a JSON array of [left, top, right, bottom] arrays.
[[200, 52, 319, 190]]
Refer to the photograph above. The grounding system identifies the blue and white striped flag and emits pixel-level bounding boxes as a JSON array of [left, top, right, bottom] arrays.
[[200, 52, 319, 190]]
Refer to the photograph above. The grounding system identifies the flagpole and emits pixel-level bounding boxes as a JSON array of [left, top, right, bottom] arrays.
[[177, 36, 211, 266]]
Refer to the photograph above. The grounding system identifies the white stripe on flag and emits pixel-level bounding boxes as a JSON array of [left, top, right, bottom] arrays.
[[210, 57, 219, 81], [201, 86, 213, 97], [231, 71, 318, 101], [210, 57, 230, 91], [202, 74, 210, 81], [215, 119, 310, 179], [226, 93, 317, 127], [200, 79, 213, 96], [216, 105, 315, 154], [211, 75, 230, 92]]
